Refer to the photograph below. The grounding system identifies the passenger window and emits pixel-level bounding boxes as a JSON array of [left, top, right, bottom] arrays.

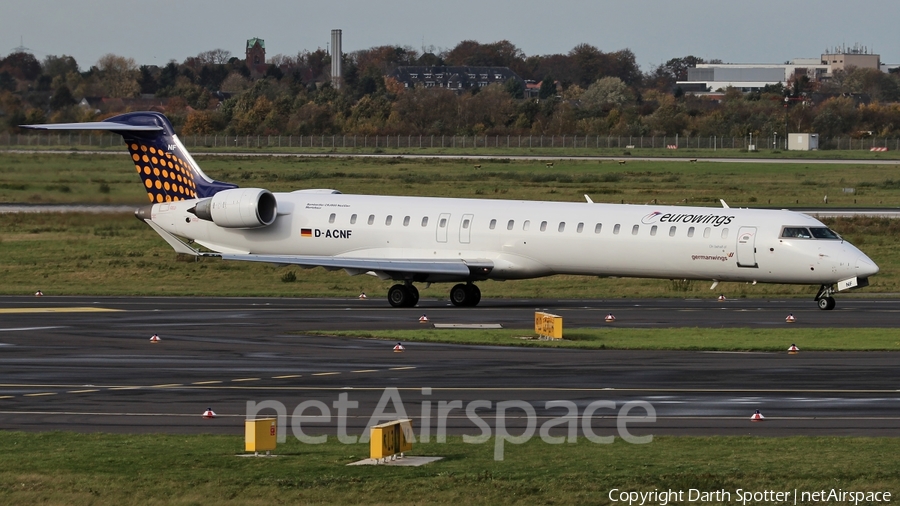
[[577, 222, 584, 233], [507, 220, 515, 231], [329, 213, 336, 224], [650, 225, 657, 236], [463, 218, 470, 229], [613, 224, 621, 235], [367, 214, 375, 225], [688, 226, 695, 238], [421, 216, 428, 227], [632, 225, 639, 235], [523, 220, 530, 231], [721, 228, 729, 239], [489, 219, 497, 230], [594, 223, 602, 234], [403, 216, 410, 226], [385, 215, 392, 226], [669, 226, 676, 237], [558, 222, 566, 232], [350, 214, 357, 224], [703, 227, 710, 238], [439, 218, 447, 228], [540, 221, 547, 232]]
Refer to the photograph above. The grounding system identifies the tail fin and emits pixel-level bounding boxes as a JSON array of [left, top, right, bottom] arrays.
[[21, 112, 237, 203]]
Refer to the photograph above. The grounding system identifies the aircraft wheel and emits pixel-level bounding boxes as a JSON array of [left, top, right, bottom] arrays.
[[817, 296, 835, 310], [388, 284, 412, 308], [450, 284, 469, 306], [465, 284, 481, 306], [408, 285, 420, 306]]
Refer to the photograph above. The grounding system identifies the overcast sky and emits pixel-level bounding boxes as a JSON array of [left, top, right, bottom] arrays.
[[2, 0, 897, 71]]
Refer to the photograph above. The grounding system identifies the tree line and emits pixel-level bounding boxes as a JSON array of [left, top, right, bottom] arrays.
[[2, 40, 900, 140]]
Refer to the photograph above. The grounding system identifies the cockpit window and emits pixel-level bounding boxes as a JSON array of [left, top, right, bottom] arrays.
[[809, 227, 841, 240], [781, 227, 812, 239]]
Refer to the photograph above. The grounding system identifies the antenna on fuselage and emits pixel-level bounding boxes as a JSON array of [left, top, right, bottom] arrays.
[[720, 199, 730, 208], [584, 195, 594, 204]]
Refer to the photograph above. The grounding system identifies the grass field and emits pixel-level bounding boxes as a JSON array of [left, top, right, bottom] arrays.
[[310, 328, 900, 351], [3, 151, 900, 207], [1, 432, 897, 505]]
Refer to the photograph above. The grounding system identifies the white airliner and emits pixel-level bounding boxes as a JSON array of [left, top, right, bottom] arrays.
[[23, 112, 878, 309]]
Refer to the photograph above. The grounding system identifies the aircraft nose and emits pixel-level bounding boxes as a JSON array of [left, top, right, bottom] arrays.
[[857, 255, 879, 277]]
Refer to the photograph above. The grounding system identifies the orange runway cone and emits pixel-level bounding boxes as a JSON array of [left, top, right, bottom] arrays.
[[149, 334, 160, 343], [419, 314, 429, 323], [788, 344, 799, 354], [785, 313, 796, 323], [750, 410, 765, 422], [202, 408, 216, 419], [604, 313, 616, 323], [393, 343, 405, 353]]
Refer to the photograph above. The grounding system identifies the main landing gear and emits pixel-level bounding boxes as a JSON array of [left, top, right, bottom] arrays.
[[450, 283, 481, 307], [386, 282, 482, 308], [815, 284, 836, 311]]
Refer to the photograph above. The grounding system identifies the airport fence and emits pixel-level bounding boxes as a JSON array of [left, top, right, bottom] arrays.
[[4, 132, 900, 152]]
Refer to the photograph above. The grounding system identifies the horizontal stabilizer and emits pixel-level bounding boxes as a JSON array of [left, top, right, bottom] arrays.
[[21, 121, 163, 132]]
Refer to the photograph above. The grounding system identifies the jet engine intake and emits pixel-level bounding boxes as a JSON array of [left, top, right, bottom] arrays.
[[190, 188, 277, 228]]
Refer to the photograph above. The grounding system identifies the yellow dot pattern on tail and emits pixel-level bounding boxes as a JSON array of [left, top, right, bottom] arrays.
[[128, 143, 199, 203]]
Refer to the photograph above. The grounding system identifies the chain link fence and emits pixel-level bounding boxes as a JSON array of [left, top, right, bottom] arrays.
[[4, 132, 900, 151]]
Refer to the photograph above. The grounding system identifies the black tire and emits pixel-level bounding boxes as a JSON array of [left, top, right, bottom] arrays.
[[408, 285, 420, 306], [450, 284, 469, 306], [388, 284, 410, 308], [817, 296, 836, 310], [465, 284, 481, 306]]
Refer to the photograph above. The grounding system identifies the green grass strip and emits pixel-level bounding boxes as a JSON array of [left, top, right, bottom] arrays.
[[310, 328, 900, 351], [0, 432, 897, 505]]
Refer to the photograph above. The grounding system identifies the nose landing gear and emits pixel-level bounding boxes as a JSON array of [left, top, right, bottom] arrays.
[[815, 284, 836, 310]]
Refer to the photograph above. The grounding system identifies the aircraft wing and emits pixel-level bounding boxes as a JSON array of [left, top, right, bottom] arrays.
[[220, 253, 493, 277]]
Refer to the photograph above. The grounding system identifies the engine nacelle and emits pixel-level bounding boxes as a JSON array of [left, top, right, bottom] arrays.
[[191, 188, 277, 228]]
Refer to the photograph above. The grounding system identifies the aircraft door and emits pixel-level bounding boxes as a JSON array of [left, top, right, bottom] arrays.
[[436, 213, 450, 243], [459, 214, 473, 244], [736, 226, 758, 268]]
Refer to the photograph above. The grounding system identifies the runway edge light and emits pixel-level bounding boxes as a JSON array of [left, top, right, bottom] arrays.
[[202, 408, 217, 419], [751, 410, 765, 421], [785, 313, 796, 323], [788, 343, 799, 354], [393, 343, 405, 352]]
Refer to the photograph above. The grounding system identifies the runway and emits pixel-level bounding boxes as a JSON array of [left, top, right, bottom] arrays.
[[0, 296, 898, 438]]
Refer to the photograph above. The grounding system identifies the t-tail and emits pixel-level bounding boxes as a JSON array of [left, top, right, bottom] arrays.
[[21, 111, 237, 203]]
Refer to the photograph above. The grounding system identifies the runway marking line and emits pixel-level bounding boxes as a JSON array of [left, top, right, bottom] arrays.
[[109, 386, 140, 391], [67, 389, 99, 394], [389, 366, 416, 371], [192, 380, 222, 385], [0, 307, 123, 314], [272, 375, 302, 379], [351, 369, 378, 373], [231, 378, 261, 382], [151, 384, 182, 388], [0, 396, 13, 400], [312, 372, 341, 376], [24, 392, 57, 397]]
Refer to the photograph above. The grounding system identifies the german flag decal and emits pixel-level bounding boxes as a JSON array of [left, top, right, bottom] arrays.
[[300, 228, 312, 237]]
